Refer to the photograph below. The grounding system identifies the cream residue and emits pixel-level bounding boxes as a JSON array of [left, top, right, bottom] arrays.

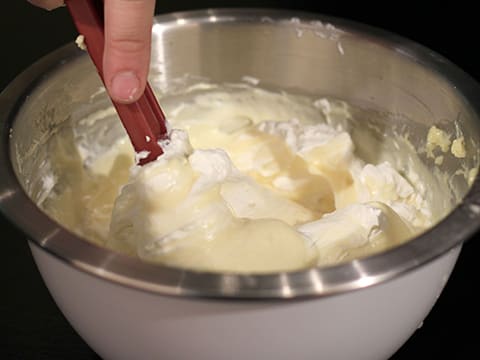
[[427, 125, 466, 159], [75, 35, 87, 51], [424, 125, 475, 189], [451, 137, 466, 158], [42, 85, 435, 272], [426, 125, 451, 158]]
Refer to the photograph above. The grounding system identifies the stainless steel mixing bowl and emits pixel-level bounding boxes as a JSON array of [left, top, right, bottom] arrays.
[[1, 8, 480, 360]]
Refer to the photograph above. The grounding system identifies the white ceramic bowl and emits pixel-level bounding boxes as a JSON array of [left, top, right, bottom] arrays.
[[1, 9, 480, 360]]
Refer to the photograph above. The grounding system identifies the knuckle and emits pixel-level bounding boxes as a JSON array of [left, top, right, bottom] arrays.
[[108, 37, 147, 55]]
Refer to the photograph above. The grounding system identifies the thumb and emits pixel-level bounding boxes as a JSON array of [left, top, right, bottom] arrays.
[[103, 0, 156, 104]]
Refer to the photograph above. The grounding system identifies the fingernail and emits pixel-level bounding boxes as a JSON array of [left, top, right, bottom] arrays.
[[110, 71, 140, 103]]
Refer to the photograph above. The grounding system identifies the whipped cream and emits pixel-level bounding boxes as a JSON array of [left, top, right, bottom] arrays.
[[106, 86, 431, 270], [109, 130, 317, 272], [42, 84, 434, 272]]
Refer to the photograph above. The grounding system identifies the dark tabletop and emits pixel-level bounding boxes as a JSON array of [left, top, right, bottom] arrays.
[[2, 1, 479, 359]]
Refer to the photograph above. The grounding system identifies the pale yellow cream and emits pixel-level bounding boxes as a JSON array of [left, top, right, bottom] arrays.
[[41, 86, 433, 273]]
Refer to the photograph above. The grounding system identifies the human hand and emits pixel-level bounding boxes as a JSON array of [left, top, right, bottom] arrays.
[[28, 0, 65, 11], [28, 0, 156, 104]]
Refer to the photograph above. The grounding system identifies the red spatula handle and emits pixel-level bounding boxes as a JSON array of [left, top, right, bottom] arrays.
[[66, 0, 168, 165]]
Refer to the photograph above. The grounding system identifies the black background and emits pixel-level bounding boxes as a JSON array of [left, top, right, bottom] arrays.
[[2, 1, 479, 359]]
